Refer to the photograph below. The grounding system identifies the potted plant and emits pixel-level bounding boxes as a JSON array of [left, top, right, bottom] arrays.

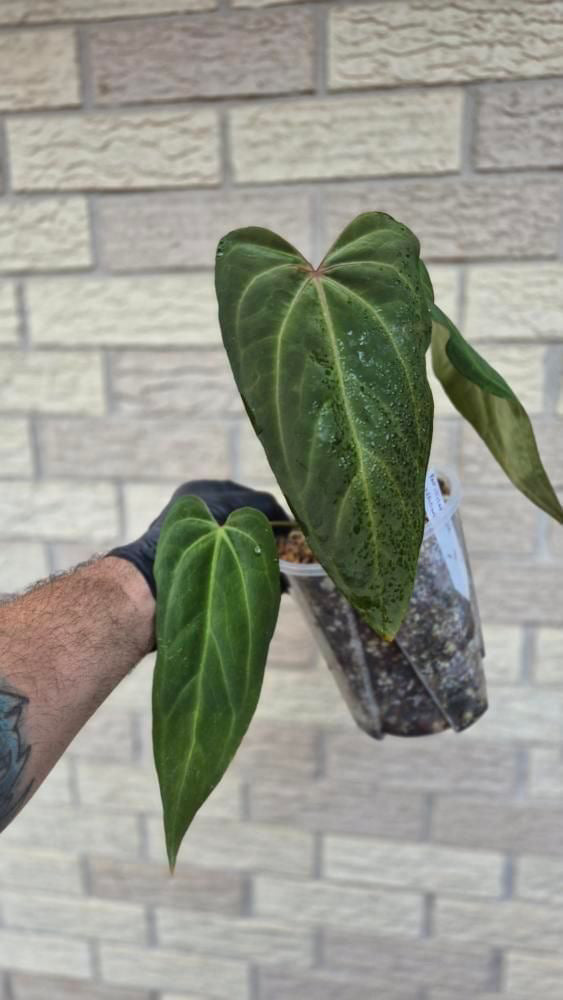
[[152, 212, 562, 869]]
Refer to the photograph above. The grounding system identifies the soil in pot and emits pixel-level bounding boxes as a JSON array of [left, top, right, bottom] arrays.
[[277, 480, 487, 740]]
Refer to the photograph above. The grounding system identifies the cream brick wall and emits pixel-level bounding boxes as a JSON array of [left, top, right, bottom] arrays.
[[1, 4, 562, 1000]]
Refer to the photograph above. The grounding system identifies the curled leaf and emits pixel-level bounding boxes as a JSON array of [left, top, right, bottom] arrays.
[[430, 301, 563, 525]]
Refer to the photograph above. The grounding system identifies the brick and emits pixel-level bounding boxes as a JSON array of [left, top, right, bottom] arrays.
[[3, 892, 147, 945], [11, 975, 149, 1000], [123, 483, 180, 540], [471, 683, 563, 741], [0, 198, 90, 273], [250, 779, 424, 839], [534, 629, 563, 684], [0, 1, 215, 22], [0, 931, 90, 979], [98, 189, 312, 271], [432, 796, 563, 856], [0, 418, 33, 476], [32, 758, 73, 806], [324, 929, 492, 993], [0, 350, 104, 414], [462, 488, 538, 556], [105, 653, 155, 710], [88, 857, 242, 915], [254, 875, 422, 935], [68, 707, 134, 761], [435, 896, 563, 952], [27, 274, 220, 346], [329, 2, 563, 89], [471, 560, 563, 626], [0, 542, 48, 592], [506, 952, 563, 998], [326, 728, 516, 795], [0, 482, 118, 541], [0, 845, 82, 895], [51, 542, 106, 573], [9, 111, 220, 191], [237, 423, 279, 489], [156, 910, 312, 965], [0, 29, 78, 110], [460, 417, 563, 489], [1, 803, 141, 858], [267, 598, 316, 670], [529, 747, 563, 798], [148, 816, 313, 877], [428, 418, 457, 469], [257, 969, 411, 1000], [230, 91, 462, 183], [100, 944, 247, 999], [324, 176, 559, 260], [480, 624, 523, 684], [0, 283, 19, 343], [254, 663, 351, 726], [229, 719, 318, 780], [39, 417, 230, 480], [91, 9, 313, 104], [517, 854, 563, 905], [76, 759, 240, 819], [466, 265, 563, 343], [477, 79, 563, 169], [75, 759, 161, 812], [111, 350, 240, 417], [324, 836, 503, 898], [425, 266, 459, 322]]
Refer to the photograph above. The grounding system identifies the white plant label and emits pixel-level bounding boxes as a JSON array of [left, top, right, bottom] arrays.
[[424, 470, 470, 599]]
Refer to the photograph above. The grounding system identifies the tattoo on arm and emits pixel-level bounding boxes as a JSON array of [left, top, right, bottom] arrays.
[[0, 686, 33, 831]]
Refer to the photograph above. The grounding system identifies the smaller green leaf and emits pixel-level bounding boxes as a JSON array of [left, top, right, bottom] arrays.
[[153, 496, 281, 870], [431, 302, 563, 524]]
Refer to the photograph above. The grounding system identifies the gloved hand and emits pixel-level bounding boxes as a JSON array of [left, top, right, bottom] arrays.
[[108, 479, 289, 599]]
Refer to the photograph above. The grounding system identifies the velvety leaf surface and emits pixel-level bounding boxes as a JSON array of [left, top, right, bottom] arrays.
[[216, 212, 434, 639], [153, 496, 280, 869], [430, 301, 563, 524]]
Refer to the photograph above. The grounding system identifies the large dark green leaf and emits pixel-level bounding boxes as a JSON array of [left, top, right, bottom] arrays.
[[216, 212, 434, 639], [153, 496, 280, 870], [430, 300, 563, 524]]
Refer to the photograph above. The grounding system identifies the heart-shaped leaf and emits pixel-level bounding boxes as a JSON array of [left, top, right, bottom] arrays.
[[430, 301, 563, 524], [153, 496, 281, 870], [216, 212, 434, 639]]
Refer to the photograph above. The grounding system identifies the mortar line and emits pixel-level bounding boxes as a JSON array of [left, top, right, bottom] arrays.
[[0, 115, 11, 194], [489, 948, 505, 993], [76, 24, 94, 110], [521, 625, 536, 684], [502, 853, 515, 899], [315, 3, 328, 98], [459, 84, 477, 177], [313, 925, 324, 967], [89, 938, 102, 981], [422, 893, 435, 937], [513, 743, 530, 800], [4, 71, 563, 110]]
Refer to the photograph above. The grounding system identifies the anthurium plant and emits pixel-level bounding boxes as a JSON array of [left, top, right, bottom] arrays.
[[153, 211, 562, 868]]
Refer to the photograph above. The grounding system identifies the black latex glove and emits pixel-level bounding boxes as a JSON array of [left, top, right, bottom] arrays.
[[108, 479, 289, 598]]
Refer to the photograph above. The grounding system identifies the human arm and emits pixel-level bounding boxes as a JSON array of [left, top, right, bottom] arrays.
[[0, 480, 287, 832]]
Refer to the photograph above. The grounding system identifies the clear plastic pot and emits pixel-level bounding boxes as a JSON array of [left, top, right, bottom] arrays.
[[280, 470, 487, 739]]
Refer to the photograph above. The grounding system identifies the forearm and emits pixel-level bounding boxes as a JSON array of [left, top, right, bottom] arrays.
[[0, 556, 155, 831]]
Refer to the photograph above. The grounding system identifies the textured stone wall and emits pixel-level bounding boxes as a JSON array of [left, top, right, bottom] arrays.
[[0, 2, 563, 998]]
